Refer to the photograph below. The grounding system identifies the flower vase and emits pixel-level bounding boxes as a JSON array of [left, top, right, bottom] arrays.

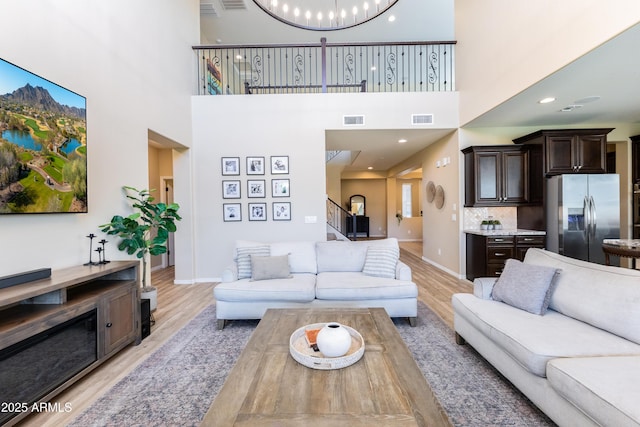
[[316, 322, 352, 357]]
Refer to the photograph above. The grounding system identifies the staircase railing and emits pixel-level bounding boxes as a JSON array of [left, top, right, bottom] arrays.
[[326, 197, 357, 241]]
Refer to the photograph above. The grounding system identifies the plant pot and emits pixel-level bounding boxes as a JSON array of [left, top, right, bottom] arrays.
[[141, 287, 158, 312]]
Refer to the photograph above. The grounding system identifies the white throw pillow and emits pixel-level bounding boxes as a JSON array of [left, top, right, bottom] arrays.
[[491, 258, 559, 315], [236, 245, 270, 279], [362, 246, 399, 279]]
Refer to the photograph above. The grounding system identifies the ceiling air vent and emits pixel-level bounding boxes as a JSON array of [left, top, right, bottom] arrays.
[[200, 2, 219, 16], [219, 0, 247, 10], [343, 115, 365, 126], [411, 114, 434, 125]]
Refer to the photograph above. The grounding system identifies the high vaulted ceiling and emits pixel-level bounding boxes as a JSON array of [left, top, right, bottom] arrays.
[[199, 1, 640, 172]]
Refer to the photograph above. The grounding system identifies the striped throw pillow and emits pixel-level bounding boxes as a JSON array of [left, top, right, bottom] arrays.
[[237, 245, 270, 279], [362, 246, 399, 279]]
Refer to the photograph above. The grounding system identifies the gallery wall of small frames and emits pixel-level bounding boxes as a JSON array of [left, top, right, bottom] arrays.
[[221, 156, 291, 222]]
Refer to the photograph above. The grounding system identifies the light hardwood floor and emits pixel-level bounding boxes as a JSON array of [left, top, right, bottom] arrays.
[[18, 243, 471, 426]]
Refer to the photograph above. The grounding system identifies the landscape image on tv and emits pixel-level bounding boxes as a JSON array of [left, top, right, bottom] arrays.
[[0, 58, 87, 213]]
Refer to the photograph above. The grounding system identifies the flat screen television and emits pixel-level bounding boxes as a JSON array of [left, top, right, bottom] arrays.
[[0, 57, 87, 213]]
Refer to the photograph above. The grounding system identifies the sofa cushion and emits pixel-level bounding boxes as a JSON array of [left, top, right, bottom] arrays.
[[214, 273, 316, 302], [452, 293, 640, 377], [250, 255, 291, 281], [547, 356, 640, 427], [316, 241, 369, 272], [270, 241, 317, 274], [363, 246, 400, 279], [524, 248, 640, 345], [316, 238, 399, 273], [316, 272, 417, 300], [491, 258, 558, 315], [236, 245, 270, 279]]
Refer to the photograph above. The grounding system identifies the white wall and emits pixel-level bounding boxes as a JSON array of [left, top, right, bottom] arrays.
[[0, 1, 198, 276], [456, 0, 640, 125], [421, 132, 461, 275], [190, 91, 459, 281]]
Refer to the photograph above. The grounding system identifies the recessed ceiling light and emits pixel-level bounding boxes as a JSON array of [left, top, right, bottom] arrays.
[[371, 65, 377, 71], [538, 97, 556, 104], [398, 138, 407, 143], [388, 15, 395, 22], [367, 166, 373, 170]]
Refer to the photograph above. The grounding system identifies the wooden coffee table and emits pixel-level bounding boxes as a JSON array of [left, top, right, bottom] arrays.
[[201, 307, 451, 427]]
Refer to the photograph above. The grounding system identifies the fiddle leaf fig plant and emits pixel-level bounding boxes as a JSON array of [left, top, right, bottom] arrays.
[[100, 186, 181, 291]]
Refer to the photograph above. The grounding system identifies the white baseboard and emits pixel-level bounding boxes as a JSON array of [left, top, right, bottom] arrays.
[[421, 256, 465, 280], [173, 276, 222, 285], [173, 279, 196, 285]]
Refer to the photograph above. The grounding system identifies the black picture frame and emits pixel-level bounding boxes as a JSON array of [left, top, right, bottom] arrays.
[[222, 180, 241, 199], [247, 180, 266, 198], [273, 202, 291, 221], [272, 179, 290, 197], [246, 156, 265, 175], [248, 202, 267, 221], [270, 155, 289, 174], [223, 203, 242, 222], [221, 157, 240, 175]]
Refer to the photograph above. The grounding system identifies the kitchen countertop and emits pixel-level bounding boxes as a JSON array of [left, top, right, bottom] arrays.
[[464, 229, 546, 236]]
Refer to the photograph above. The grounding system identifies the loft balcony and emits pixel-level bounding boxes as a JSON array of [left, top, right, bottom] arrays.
[[193, 38, 456, 95]]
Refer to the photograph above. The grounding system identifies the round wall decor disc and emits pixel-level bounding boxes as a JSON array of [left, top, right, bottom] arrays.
[[426, 181, 436, 203], [435, 185, 445, 209]]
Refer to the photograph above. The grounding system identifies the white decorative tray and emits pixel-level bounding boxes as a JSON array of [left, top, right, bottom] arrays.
[[289, 323, 365, 370]]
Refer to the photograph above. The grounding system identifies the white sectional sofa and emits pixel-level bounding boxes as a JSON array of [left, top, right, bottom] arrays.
[[453, 248, 640, 427], [214, 238, 418, 329]]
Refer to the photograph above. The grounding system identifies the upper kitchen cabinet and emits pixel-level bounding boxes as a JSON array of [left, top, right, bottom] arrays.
[[513, 129, 613, 176], [463, 145, 535, 207]]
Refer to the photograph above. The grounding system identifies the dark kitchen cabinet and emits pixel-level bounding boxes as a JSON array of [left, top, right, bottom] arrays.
[[513, 129, 613, 176], [462, 145, 530, 207], [465, 233, 546, 281]]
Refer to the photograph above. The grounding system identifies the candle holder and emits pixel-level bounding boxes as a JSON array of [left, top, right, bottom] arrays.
[[84, 234, 100, 266], [99, 239, 110, 264], [95, 247, 103, 264]]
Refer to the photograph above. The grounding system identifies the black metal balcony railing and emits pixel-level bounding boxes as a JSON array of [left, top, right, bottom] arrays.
[[193, 38, 455, 96]]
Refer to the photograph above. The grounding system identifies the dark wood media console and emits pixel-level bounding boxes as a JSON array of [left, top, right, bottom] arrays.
[[0, 261, 140, 426]]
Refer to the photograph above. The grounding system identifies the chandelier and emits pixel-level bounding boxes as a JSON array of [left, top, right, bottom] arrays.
[[252, 0, 399, 31]]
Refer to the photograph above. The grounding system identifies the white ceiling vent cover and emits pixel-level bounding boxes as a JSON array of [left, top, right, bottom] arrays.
[[343, 115, 365, 126], [412, 114, 434, 125], [219, 0, 247, 10], [200, 2, 220, 15]]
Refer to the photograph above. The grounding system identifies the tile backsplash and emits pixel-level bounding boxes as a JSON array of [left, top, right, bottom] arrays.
[[463, 207, 517, 230]]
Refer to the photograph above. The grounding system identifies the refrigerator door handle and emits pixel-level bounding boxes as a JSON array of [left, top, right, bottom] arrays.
[[583, 196, 590, 239], [590, 195, 597, 238]]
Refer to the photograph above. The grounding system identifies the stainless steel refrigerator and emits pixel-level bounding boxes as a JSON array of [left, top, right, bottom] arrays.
[[545, 174, 620, 265]]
